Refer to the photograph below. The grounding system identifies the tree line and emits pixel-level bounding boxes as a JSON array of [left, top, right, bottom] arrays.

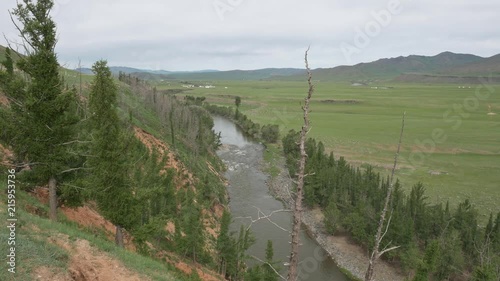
[[282, 130, 500, 280], [203, 98, 279, 144]]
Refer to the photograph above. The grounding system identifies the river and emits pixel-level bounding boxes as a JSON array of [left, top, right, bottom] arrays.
[[213, 116, 350, 281]]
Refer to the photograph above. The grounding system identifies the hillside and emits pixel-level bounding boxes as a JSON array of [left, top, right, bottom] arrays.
[[289, 51, 486, 82], [0, 45, 23, 63], [0, 180, 224, 281], [439, 54, 500, 76], [0, 43, 229, 280]]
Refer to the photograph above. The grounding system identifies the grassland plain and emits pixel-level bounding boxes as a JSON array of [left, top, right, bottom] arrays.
[[155, 80, 500, 222]]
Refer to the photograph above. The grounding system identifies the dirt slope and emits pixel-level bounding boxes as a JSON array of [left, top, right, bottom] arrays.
[[36, 234, 150, 281]]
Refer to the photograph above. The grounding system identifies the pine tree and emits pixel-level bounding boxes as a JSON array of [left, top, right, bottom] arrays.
[[235, 96, 241, 108], [485, 213, 494, 241], [0, 48, 27, 153], [216, 210, 232, 277], [412, 240, 440, 281], [262, 240, 279, 281], [492, 212, 500, 251], [9, 0, 79, 221], [88, 60, 138, 246]]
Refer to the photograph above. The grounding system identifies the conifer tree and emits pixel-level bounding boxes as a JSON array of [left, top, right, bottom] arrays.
[[88, 60, 138, 246], [9, 0, 79, 221], [262, 240, 279, 281], [216, 210, 233, 276], [0, 48, 27, 152]]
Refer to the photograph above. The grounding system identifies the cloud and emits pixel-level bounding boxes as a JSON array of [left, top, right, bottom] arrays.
[[0, 0, 499, 70]]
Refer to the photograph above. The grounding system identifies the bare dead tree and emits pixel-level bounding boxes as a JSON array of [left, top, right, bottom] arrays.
[[364, 112, 406, 281], [287, 47, 314, 281]]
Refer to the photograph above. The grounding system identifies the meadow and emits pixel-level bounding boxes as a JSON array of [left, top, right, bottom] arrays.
[[155, 79, 500, 222]]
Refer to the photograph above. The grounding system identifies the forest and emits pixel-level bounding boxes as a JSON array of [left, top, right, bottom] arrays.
[[282, 130, 500, 280]]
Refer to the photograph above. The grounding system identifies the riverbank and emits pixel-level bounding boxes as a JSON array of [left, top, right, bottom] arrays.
[[263, 150, 405, 281]]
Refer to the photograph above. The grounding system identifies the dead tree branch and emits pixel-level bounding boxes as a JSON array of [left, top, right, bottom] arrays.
[[364, 112, 406, 281], [287, 47, 314, 281], [234, 206, 292, 233]]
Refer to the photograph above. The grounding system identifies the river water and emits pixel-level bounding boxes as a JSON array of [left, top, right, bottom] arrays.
[[213, 116, 350, 281]]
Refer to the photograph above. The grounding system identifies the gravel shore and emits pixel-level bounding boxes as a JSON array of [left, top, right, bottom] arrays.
[[264, 156, 405, 281]]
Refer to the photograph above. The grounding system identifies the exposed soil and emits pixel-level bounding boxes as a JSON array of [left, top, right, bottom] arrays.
[[61, 203, 136, 251], [33, 266, 71, 281], [42, 234, 150, 281], [320, 99, 361, 104], [133, 126, 196, 187], [265, 155, 406, 281]]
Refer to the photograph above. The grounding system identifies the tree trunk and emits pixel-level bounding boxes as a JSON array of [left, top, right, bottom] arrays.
[[115, 225, 124, 248], [365, 259, 376, 281], [49, 176, 57, 221], [287, 48, 314, 281]]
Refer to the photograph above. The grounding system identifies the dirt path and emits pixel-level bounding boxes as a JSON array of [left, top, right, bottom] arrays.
[[265, 155, 406, 281]]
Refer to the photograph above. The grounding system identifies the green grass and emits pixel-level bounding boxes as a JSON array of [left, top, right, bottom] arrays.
[[263, 144, 282, 178], [165, 80, 500, 222]]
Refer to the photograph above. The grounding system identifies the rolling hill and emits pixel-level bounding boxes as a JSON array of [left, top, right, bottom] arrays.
[[75, 66, 221, 76], [295, 51, 490, 82], [119, 51, 499, 83], [439, 54, 500, 76], [0, 45, 23, 63], [130, 68, 306, 81]]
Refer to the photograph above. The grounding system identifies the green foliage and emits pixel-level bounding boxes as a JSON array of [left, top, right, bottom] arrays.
[[324, 201, 341, 235], [281, 129, 500, 280], [454, 199, 479, 257], [185, 95, 206, 106], [216, 210, 237, 278], [399, 240, 420, 274], [471, 265, 497, 281], [5, 0, 79, 184], [204, 102, 271, 141], [87, 60, 139, 231], [1, 47, 14, 75], [176, 188, 211, 264], [243, 240, 280, 281], [493, 212, 500, 252], [435, 230, 465, 280], [412, 241, 440, 281], [262, 240, 279, 281], [260, 124, 280, 143]]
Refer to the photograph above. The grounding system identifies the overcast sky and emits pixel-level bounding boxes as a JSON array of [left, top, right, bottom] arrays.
[[1, 0, 499, 71]]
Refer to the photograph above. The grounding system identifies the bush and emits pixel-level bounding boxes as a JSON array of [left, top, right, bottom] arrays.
[[261, 124, 280, 143]]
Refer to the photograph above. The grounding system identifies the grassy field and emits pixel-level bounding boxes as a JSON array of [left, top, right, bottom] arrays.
[[155, 80, 500, 222]]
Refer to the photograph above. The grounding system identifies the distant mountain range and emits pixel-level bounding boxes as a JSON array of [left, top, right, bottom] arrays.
[[88, 51, 499, 83], [1, 45, 498, 83], [301, 52, 500, 83], [75, 66, 220, 76]]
